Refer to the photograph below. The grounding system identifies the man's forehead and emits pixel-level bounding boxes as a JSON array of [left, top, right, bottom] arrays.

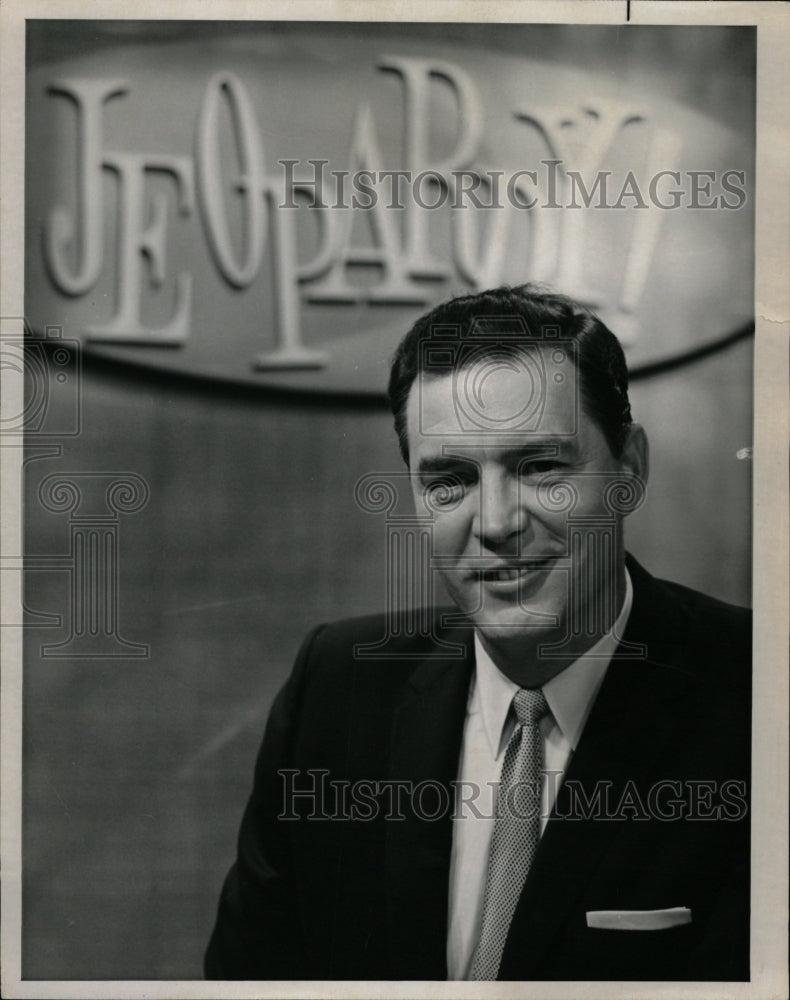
[[406, 351, 581, 443]]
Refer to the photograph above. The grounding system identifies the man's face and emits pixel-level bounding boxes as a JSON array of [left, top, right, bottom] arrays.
[[405, 350, 646, 679]]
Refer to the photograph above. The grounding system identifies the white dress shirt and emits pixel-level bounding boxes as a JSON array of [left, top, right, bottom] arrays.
[[446, 570, 634, 980]]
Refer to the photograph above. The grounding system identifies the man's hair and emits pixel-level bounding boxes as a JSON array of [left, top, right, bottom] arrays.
[[388, 284, 633, 465]]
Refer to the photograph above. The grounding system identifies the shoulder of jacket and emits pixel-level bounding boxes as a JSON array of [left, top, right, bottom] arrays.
[[306, 607, 458, 651], [655, 575, 751, 635]]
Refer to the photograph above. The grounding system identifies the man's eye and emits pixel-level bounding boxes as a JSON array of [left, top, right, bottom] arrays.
[[519, 460, 564, 476], [424, 476, 467, 504]]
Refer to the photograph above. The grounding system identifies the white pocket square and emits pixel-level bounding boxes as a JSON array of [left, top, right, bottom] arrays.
[[586, 907, 692, 931]]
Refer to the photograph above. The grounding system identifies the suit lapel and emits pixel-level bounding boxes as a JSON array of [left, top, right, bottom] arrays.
[[499, 557, 698, 979], [384, 622, 474, 980]]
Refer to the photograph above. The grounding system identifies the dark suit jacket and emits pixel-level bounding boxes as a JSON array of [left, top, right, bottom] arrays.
[[205, 556, 751, 981]]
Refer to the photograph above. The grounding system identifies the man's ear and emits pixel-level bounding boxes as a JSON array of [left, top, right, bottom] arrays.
[[619, 423, 649, 488]]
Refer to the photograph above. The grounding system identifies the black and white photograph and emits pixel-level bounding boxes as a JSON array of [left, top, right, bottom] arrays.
[[1, 2, 787, 997]]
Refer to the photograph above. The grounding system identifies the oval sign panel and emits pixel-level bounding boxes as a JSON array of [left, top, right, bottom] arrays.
[[25, 24, 754, 396]]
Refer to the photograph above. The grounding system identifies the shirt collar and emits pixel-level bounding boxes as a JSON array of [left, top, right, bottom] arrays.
[[472, 568, 634, 758]]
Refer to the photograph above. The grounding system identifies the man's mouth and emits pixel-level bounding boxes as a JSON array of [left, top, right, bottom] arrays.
[[474, 557, 557, 584], [481, 568, 525, 582]]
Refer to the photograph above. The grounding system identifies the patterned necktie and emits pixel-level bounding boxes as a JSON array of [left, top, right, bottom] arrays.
[[470, 687, 549, 980]]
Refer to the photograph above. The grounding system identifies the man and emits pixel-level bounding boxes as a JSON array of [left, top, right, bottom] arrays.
[[205, 285, 751, 982]]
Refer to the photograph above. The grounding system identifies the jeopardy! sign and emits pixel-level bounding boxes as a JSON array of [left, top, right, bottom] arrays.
[[25, 27, 754, 395]]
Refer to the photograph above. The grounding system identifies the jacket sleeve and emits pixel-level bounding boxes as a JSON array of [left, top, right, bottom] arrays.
[[204, 624, 326, 980]]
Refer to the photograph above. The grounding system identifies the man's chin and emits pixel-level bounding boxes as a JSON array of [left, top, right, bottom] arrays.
[[468, 604, 562, 647]]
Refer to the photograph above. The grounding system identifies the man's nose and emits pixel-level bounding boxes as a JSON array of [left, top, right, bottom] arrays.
[[473, 472, 526, 547]]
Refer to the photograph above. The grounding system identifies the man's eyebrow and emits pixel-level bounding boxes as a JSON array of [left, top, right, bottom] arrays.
[[439, 438, 577, 461], [504, 439, 578, 460], [416, 455, 474, 477]]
